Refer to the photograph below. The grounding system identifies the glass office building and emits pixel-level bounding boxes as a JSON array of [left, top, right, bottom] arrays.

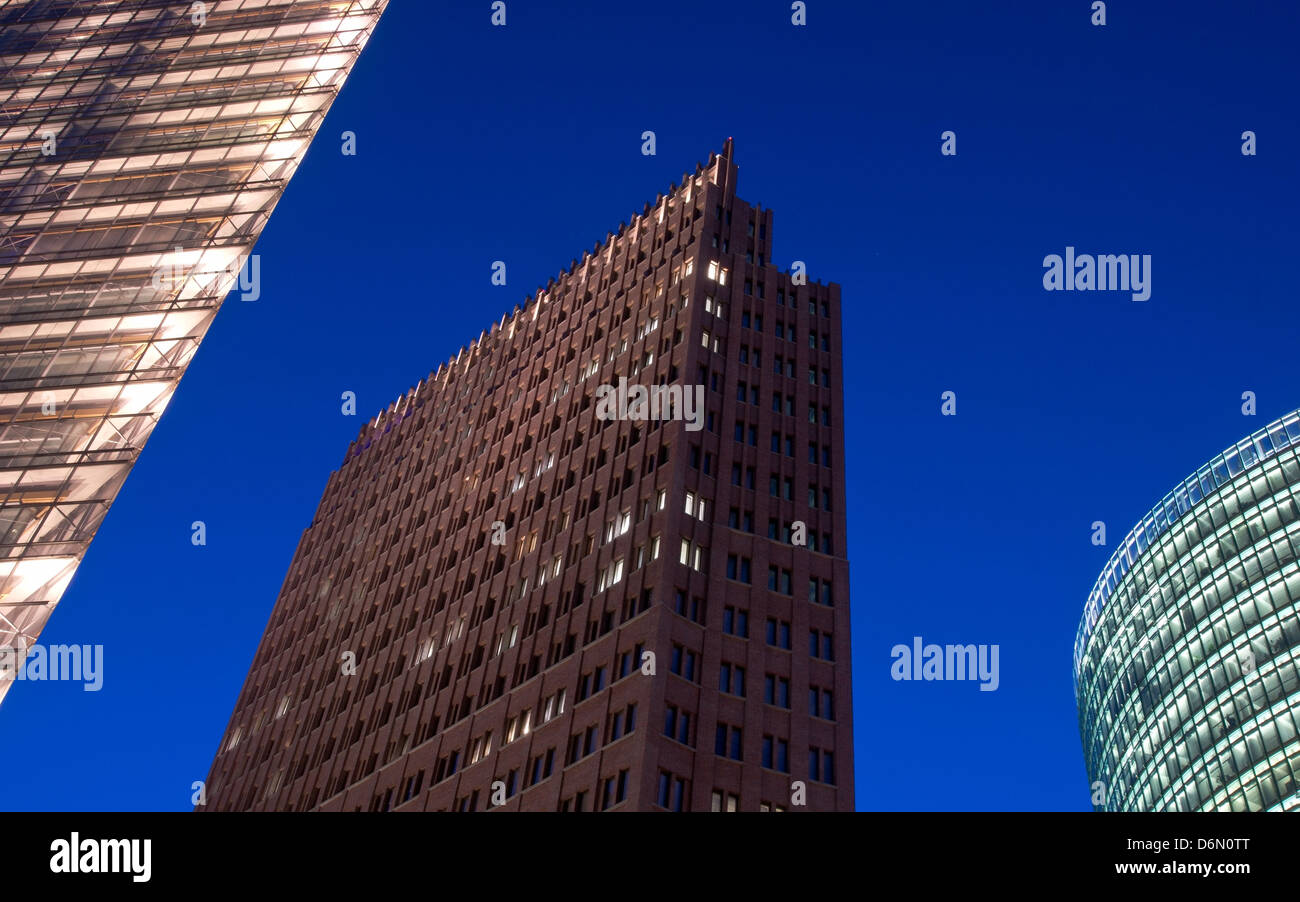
[[0, 0, 387, 704], [1075, 409, 1300, 811]]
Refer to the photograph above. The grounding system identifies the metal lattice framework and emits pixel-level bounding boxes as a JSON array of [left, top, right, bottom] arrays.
[[0, 0, 388, 703]]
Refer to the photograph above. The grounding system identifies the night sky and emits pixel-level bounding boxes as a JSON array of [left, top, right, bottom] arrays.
[[3, 0, 1297, 811]]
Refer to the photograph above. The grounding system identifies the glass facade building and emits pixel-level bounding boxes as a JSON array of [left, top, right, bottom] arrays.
[[1075, 409, 1300, 811], [0, 0, 387, 704]]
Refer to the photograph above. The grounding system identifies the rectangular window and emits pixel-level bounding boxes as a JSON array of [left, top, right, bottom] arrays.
[[759, 621, 790, 649]]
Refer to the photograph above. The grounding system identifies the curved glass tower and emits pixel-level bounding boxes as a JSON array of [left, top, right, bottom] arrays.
[[1075, 409, 1300, 811]]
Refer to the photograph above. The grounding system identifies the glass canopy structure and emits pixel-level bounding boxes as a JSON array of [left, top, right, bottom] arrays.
[[0, 0, 387, 704], [1076, 409, 1300, 811]]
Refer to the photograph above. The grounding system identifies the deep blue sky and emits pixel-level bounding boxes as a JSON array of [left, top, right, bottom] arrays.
[[3, 0, 1297, 811]]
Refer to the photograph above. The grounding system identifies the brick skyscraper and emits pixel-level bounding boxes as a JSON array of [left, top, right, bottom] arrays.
[[204, 141, 852, 811]]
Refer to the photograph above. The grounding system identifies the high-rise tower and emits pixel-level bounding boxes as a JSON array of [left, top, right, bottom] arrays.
[[204, 141, 853, 811], [0, 0, 387, 703], [1076, 409, 1300, 811]]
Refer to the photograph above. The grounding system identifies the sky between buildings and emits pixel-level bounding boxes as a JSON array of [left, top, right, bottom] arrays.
[[2, 0, 1297, 811]]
